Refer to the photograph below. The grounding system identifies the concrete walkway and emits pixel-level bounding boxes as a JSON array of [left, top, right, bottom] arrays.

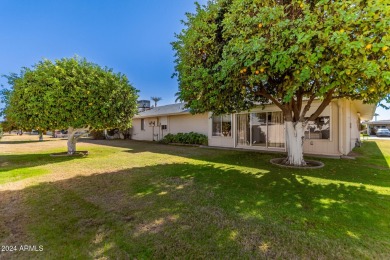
[[363, 136, 390, 140]]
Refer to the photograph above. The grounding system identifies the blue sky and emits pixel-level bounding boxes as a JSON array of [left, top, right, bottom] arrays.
[[0, 0, 389, 120], [0, 0, 207, 105]]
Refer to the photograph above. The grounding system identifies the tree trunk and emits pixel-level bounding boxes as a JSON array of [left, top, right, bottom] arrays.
[[67, 127, 90, 155], [284, 121, 306, 166], [39, 131, 43, 141], [67, 128, 77, 155]]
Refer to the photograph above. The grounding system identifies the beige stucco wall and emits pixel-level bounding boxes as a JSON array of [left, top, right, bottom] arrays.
[[131, 113, 208, 141], [167, 113, 208, 136], [334, 99, 361, 155], [131, 117, 158, 141], [207, 101, 348, 156], [349, 100, 362, 153], [132, 100, 362, 157], [302, 101, 340, 156]]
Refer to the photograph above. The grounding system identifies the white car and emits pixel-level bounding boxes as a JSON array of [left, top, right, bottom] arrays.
[[376, 129, 390, 137]]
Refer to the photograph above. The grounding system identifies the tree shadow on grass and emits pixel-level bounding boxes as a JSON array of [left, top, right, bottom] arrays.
[[80, 139, 202, 156], [0, 162, 389, 259], [0, 153, 85, 185], [0, 140, 54, 145], [80, 139, 390, 188]]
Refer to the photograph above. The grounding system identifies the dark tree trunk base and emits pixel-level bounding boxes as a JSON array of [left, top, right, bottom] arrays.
[[50, 151, 89, 157], [270, 158, 324, 169]]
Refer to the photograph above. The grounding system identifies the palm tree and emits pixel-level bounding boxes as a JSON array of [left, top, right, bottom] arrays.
[[151, 97, 162, 107]]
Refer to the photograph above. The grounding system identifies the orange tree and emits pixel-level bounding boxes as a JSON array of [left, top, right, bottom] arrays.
[[173, 0, 390, 166], [4, 57, 139, 154]]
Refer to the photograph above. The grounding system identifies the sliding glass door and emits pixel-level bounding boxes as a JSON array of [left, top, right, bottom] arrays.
[[251, 113, 267, 146], [236, 112, 285, 149], [236, 114, 250, 146], [267, 112, 285, 148]]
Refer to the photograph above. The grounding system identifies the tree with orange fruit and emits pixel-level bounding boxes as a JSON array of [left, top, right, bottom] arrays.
[[3, 57, 139, 154], [173, 0, 390, 166]]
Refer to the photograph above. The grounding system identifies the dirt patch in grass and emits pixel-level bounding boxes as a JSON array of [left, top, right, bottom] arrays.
[[0, 134, 67, 153], [50, 151, 89, 157], [0, 192, 31, 259], [270, 158, 324, 169]]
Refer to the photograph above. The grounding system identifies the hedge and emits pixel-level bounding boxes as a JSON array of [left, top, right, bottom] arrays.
[[160, 132, 208, 145]]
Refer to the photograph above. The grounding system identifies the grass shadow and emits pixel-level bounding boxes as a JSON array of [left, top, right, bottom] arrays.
[[80, 139, 390, 188], [0, 153, 86, 184], [0, 140, 54, 144], [0, 162, 389, 259]]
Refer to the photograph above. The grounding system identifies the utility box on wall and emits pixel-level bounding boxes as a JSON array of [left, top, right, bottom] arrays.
[[159, 116, 168, 125]]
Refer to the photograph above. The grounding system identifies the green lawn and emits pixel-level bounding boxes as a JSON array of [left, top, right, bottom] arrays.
[[0, 138, 389, 259]]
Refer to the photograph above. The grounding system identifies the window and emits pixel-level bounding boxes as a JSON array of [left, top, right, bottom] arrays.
[[305, 116, 330, 140], [141, 119, 145, 131], [161, 125, 167, 130], [212, 114, 232, 137]]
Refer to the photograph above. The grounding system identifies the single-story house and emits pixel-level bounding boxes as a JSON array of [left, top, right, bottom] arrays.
[[364, 120, 390, 135], [131, 99, 375, 157]]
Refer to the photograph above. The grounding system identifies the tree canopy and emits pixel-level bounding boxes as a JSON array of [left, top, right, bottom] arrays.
[[173, 0, 390, 166], [4, 57, 139, 132], [173, 0, 390, 122]]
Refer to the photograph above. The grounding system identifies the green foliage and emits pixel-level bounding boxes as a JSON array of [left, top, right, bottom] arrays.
[[173, 0, 390, 120], [0, 126, 3, 140], [160, 132, 208, 145], [0, 86, 12, 117], [4, 57, 139, 131], [1, 120, 17, 132]]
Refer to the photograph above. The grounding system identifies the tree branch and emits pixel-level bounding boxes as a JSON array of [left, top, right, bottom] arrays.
[[255, 88, 287, 113], [291, 97, 300, 121], [73, 127, 91, 141], [308, 90, 335, 121], [296, 90, 303, 115], [299, 92, 316, 121]]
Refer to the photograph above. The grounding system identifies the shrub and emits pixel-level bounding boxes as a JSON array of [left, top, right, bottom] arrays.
[[0, 126, 3, 140], [160, 132, 208, 145], [90, 130, 105, 140], [160, 133, 175, 144]]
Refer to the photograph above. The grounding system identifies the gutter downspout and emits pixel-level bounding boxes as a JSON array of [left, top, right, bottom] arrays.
[[337, 100, 345, 156]]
